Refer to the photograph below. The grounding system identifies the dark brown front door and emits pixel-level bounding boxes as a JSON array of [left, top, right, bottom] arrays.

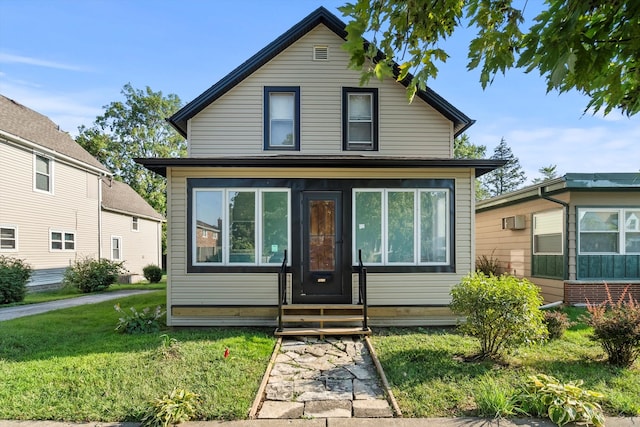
[[294, 191, 349, 303]]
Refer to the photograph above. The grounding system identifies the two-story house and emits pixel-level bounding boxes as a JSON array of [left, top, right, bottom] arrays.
[[138, 7, 503, 331], [0, 94, 163, 288]]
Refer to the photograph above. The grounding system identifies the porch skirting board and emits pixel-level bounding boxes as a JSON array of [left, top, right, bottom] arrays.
[[169, 305, 459, 327]]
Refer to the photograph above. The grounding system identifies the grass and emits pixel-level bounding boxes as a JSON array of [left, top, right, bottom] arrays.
[[0, 288, 276, 422], [1, 294, 638, 422], [370, 319, 640, 418]]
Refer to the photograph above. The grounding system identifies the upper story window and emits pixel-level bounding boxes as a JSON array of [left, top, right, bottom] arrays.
[[34, 154, 53, 193], [0, 226, 17, 251], [578, 208, 640, 254], [533, 210, 564, 255], [343, 87, 378, 151], [132, 217, 139, 231], [264, 86, 300, 151]]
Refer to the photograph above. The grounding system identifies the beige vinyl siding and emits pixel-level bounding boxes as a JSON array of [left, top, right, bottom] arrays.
[[189, 25, 452, 157], [475, 196, 568, 302], [101, 211, 162, 282], [166, 167, 474, 320], [0, 140, 102, 273]]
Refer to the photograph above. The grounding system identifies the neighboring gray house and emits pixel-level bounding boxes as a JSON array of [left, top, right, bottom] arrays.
[[0, 95, 163, 288]]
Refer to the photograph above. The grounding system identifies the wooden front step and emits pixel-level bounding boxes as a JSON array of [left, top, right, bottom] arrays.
[[277, 304, 369, 337], [275, 326, 371, 337]]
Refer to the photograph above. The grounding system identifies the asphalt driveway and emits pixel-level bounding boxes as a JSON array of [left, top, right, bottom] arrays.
[[0, 290, 153, 321]]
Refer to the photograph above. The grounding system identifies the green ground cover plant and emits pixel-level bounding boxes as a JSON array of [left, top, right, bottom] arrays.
[[0, 289, 275, 422], [371, 321, 640, 419]]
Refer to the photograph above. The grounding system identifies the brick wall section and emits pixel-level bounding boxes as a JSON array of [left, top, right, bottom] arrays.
[[564, 282, 640, 305]]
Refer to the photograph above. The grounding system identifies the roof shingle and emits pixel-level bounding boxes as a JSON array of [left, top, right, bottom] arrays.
[[0, 94, 109, 173]]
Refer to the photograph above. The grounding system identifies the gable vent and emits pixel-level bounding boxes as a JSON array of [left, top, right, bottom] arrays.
[[313, 45, 329, 61]]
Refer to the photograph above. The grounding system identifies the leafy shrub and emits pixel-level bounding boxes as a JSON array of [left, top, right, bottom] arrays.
[[450, 272, 546, 360], [515, 374, 605, 427], [114, 304, 165, 334], [141, 388, 200, 427], [584, 285, 640, 367], [142, 264, 163, 283], [0, 255, 32, 304], [543, 310, 572, 340], [63, 257, 126, 293], [476, 250, 501, 276]]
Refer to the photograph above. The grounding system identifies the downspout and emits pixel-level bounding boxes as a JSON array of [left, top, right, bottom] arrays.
[[98, 174, 104, 259], [538, 186, 570, 281]]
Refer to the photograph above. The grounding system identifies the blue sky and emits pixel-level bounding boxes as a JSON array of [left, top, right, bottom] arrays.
[[1, 0, 638, 182]]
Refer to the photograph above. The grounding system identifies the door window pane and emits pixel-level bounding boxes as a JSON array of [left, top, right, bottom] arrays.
[[355, 191, 382, 263], [229, 191, 256, 263], [309, 200, 335, 271], [262, 191, 288, 263], [420, 191, 447, 263], [195, 190, 223, 263], [387, 191, 415, 263]]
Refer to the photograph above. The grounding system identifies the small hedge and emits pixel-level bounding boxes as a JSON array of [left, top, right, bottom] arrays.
[[142, 264, 163, 283], [0, 255, 32, 304], [63, 257, 126, 293]]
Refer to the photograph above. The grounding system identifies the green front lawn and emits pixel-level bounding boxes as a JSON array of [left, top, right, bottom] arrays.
[[0, 289, 276, 421], [371, 321, 640, 418], [0, 293, 638, 422]]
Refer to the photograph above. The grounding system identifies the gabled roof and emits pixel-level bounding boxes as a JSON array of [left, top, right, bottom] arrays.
[[101, 178, 165, 222], [476, 173, 640, 212], [168, 6, 474, 138], [0, 94, 110, 174]]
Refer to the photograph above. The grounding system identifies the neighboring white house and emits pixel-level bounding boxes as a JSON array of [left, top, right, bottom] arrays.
[[101, 178, 164, 283], [0, 94, 163, 288]]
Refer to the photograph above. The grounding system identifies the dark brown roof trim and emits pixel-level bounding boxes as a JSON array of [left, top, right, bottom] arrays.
[[135, 156, 506, 178]]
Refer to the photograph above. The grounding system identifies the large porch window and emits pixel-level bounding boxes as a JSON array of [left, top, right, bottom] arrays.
[[353, 189, 450, 265], [578, 208, 640, 254], [193, 188, 290, 265]]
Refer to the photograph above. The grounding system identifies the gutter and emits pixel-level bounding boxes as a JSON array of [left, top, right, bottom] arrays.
[[538, 186, 570, 281]]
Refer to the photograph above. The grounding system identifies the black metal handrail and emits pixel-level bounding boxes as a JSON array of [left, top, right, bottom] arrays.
[[358, 249, 368, 331], [277, 250, 288, 332]]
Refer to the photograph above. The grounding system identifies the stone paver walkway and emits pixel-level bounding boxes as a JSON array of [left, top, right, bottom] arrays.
[[256, 336, 393, 419]]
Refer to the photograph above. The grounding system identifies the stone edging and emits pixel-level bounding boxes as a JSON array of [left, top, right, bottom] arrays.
[[248, 336, 283, 419], [364, 336, 403, 417]]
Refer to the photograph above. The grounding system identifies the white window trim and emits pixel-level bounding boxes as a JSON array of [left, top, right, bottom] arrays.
[[49, 229, 76, 252], [111, 235, 123, 260], [0, 225, 18, 252], [352, 188, 450, 266], [33, 153, 54, 195], [192, 188, 291, 267], [577, 207, 640, 255], [132, 217, 139, 232], [532, 209, 564, 255]]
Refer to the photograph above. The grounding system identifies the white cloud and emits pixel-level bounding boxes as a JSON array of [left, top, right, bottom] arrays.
[[0, 80, 104, 135], [0, 52, 90, 72], [470, 121, 640, 181]]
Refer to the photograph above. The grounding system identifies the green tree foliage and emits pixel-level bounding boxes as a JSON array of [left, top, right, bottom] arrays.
[[450, 272, 546, 360], [482, 137, 526, 197], [76, 84, 186, 217], [454, 134, 489, 200], [532, 164, 559, 184], [340, 0, 640, 116]]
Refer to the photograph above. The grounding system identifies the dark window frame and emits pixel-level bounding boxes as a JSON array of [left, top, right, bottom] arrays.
[[342, 87, 379, 151], [263, 86, 301, 151]]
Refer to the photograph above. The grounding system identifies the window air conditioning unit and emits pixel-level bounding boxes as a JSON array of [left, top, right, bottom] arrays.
[[502, 215, 526, 230]]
